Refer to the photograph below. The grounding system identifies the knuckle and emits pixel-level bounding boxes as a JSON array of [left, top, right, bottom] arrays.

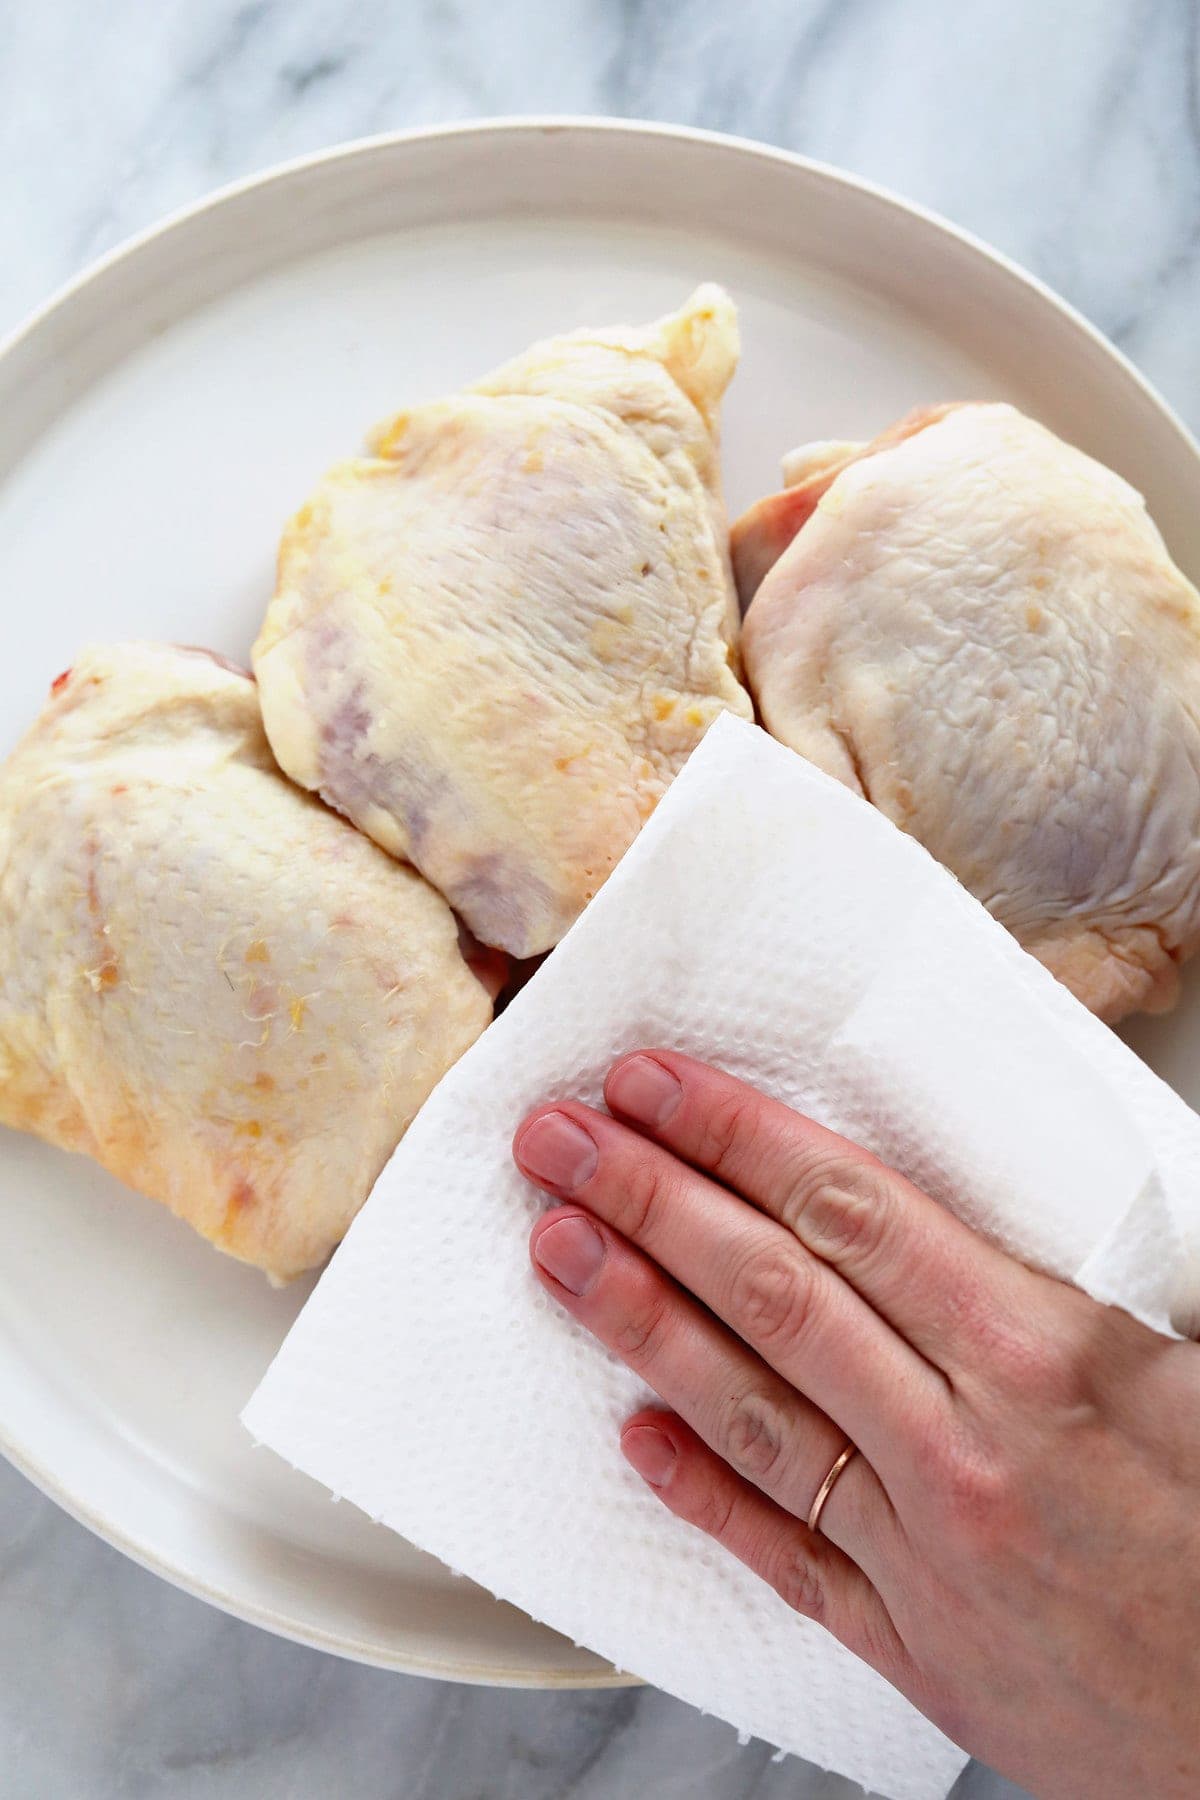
[[695, 1088, 755, 1184], [728, 1246, 817, 1352], [782, 1155, 889, 1262], [611, 1288, 670, 1364], [934, 1434, 1017, 1543], [946, 1458, 1009, 1531], [769, 1540, 827, 1622], [994, 1338, 1061, 1399], [964, 1303, 1077, 1404], [994, 1329, 1075, 1402], [689, 1480, 739, 1543], [718, 1387, 790, 1483], [614, 1153, 673, 1244]]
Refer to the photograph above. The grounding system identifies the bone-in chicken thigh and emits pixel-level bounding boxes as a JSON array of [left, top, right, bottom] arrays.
[[735, 402, 1200, 1023], [253, 285, 753, 957], [0, 645, 491, 1280]]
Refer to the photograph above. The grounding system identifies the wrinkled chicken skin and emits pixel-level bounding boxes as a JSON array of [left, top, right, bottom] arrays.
[[253, 285, 753, 958], [731, 407, 957, 608], [0, 645, 491, 1280], [736, 402, 1200, 1024]]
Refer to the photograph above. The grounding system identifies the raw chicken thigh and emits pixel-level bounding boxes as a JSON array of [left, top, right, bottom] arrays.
[[735, 402, 1200, 1024], [253, 285, 753, 958], [0, 645, 491, 1280]]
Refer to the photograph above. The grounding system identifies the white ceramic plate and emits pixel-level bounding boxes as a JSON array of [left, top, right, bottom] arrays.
[[2, 119, 1199, 1687]]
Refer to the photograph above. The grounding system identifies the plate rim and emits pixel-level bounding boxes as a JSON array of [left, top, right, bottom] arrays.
[[0, 1428, 639, 1689], [6, 114, 1198, 469], [3, 114, 1198, 1688]]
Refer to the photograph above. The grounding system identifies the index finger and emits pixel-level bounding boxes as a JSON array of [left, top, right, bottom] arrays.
[[603, 1050, 1037, 1377]]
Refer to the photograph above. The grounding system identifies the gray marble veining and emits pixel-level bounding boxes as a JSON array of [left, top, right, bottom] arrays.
[[5, 0, 1199, 429], [0, 1455, 1028, 1800], [0, 1, 1195, 1795]]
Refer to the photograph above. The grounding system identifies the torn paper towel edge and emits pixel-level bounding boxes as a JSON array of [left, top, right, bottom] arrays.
[[243, 722, 980, 1798], [243, 713, 1200, 1800]]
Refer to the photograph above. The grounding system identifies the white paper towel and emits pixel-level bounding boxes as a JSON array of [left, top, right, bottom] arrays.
[[245, 714, 1200, 1800]]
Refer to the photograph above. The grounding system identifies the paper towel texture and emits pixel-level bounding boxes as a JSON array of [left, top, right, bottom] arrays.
[[245, 715, 1200, 1800]]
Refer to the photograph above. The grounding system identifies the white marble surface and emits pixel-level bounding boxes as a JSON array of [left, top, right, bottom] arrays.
[[1, 2, 1196, 1796]]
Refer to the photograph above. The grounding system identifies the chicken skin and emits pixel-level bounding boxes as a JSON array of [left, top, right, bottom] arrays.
[[253, 285, 753, 958], [735, 402, 1200, 1024], [0, 644, 491, 1280]]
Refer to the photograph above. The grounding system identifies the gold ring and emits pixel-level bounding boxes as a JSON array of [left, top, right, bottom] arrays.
[[807, 1443, 857, 1535]]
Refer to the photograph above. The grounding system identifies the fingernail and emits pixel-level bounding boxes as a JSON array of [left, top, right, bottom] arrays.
[[532, 1214, 606, 1296], [621, 1425, 677, 1488], [517, 1112, 598, 1191], [607, 1055, 683, 1127]]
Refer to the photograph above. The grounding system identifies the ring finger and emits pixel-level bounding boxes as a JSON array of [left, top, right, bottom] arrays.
[[515, 1104, 947, 1490], [529, 1204, 902, 1586], [620, 1409, 914, 1691]]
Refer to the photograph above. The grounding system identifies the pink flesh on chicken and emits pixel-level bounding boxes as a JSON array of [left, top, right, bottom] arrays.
[[734, 402, 1200, 1024], [731, 404, 959, 608]]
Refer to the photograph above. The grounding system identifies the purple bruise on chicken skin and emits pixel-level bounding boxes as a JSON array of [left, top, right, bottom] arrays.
[[252, 285, 753, 957]]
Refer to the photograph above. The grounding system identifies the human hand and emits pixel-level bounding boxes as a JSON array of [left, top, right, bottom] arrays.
[[513, 1051, 1200, 1798]]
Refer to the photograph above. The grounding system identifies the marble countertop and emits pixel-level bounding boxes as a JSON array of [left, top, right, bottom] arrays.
[[1, 3, 1195, 1796]]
